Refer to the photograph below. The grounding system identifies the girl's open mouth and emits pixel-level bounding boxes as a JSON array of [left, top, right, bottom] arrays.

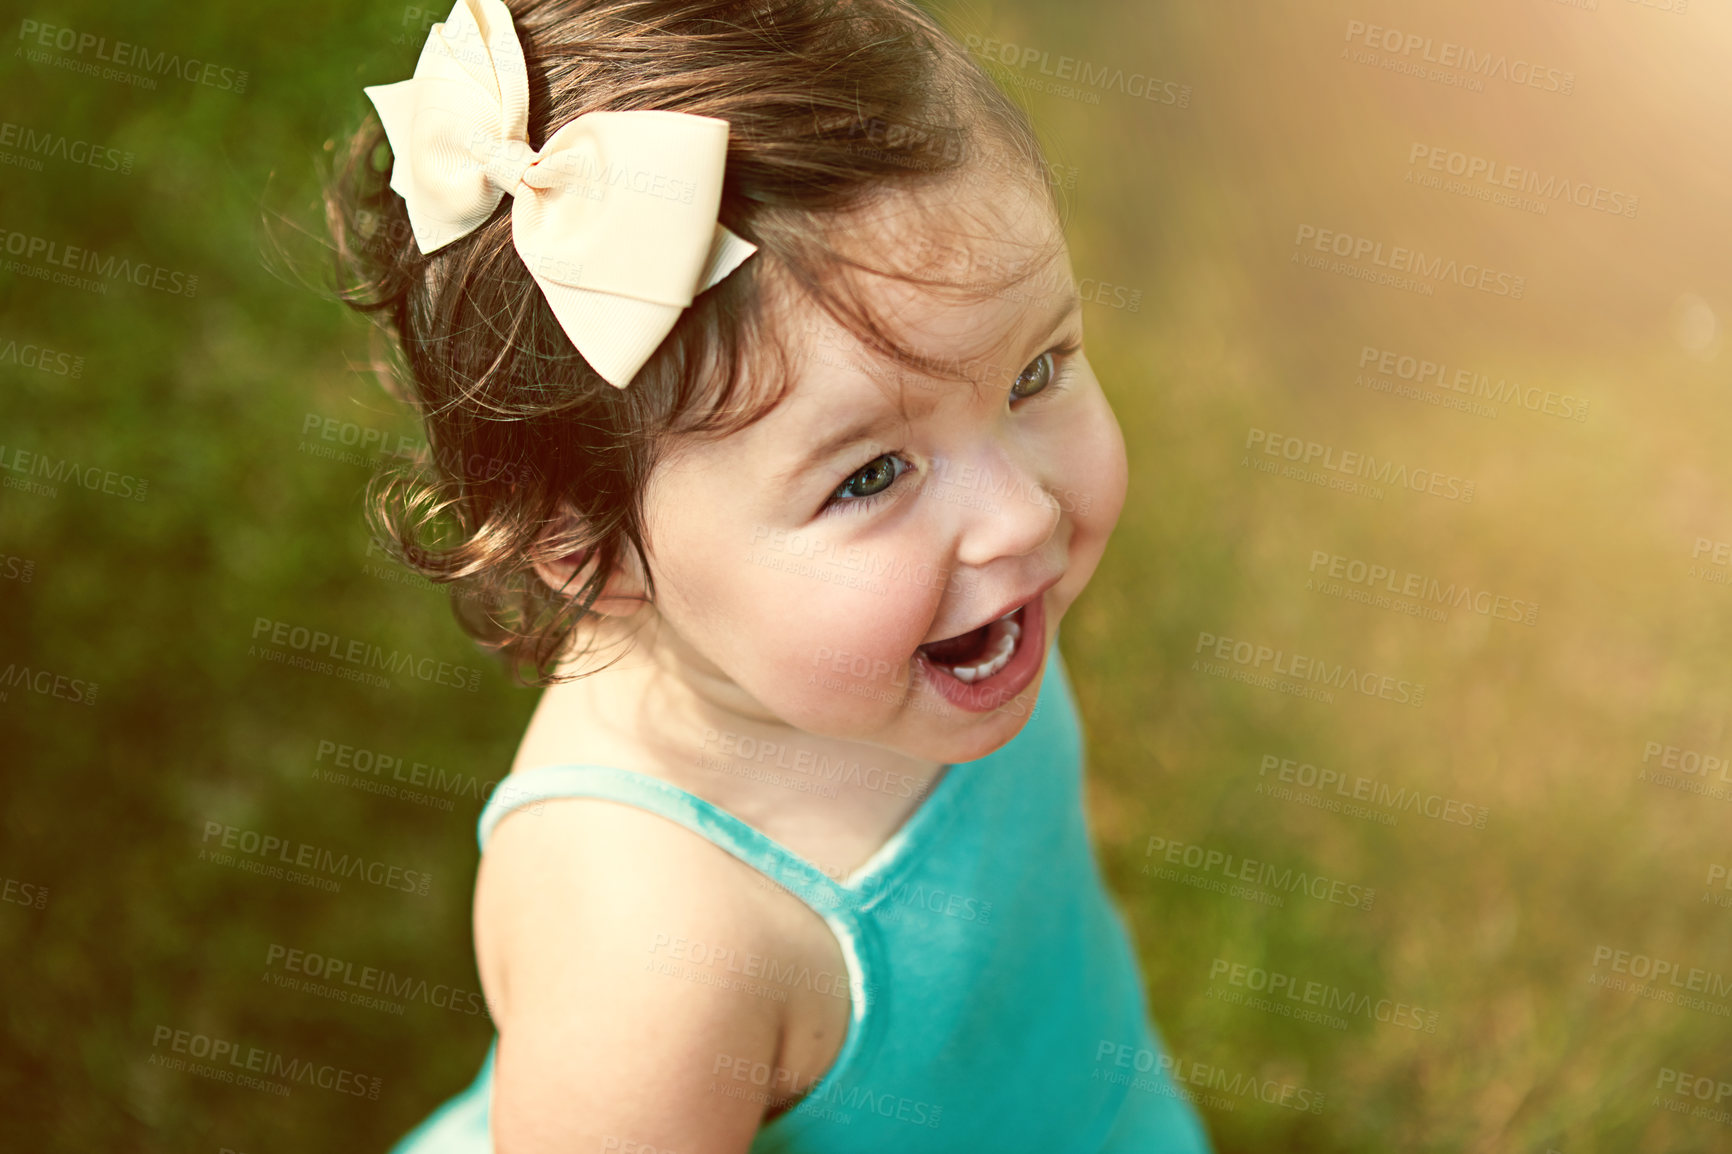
[[916, 606, 1024, 683], [914, 595, 1047, 713]]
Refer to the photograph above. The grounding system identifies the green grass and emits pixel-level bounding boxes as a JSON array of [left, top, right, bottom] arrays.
[[4, 1, 1731, 1151]]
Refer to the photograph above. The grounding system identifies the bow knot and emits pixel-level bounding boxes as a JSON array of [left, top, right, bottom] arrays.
[[482, 136, 541, 195], [364, 0, 757, 388]]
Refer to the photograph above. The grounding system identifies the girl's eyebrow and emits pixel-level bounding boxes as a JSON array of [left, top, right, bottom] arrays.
[[772, 282, 1083, 491]]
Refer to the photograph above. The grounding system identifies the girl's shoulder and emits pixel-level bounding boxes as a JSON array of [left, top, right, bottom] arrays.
[[470, 789, 825, 1145], [473, 778, 802, 1016], [471, 749, 857, 1137]]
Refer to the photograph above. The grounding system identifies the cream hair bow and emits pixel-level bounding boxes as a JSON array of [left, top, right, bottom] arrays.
[[364, 0, 758, 388]]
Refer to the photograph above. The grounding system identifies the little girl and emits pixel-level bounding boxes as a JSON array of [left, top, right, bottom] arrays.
[[329, 0, 1214, 1150]]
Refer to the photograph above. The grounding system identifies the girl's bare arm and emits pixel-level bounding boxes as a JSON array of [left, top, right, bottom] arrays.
[[476, 800, 790, 1154]]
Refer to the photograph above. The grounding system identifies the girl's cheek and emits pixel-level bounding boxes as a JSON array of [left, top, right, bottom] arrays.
[[826, 575, 934, 651], [764, 562, 939, 676], [1054, 378, 1128, 537], [1086, 409, 1129, 533]]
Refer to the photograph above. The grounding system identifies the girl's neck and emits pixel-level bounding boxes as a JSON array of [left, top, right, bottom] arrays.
[[509, 611, 951, 874]]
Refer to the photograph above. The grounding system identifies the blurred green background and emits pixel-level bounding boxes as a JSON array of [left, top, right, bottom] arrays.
[[4, 0, 1731, 1150]]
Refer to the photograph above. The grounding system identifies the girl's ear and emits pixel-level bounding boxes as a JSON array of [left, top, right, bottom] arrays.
[[530, 515, 650, 618]]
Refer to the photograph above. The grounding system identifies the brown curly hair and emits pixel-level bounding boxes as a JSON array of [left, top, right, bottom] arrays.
[[322, 0, 1065, 686]]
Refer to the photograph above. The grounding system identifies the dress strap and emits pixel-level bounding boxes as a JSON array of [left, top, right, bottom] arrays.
[[478, 764, 851, 916]]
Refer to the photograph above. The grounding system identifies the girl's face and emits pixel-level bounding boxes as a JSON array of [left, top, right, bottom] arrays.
[[634, 162, 1127, 766]]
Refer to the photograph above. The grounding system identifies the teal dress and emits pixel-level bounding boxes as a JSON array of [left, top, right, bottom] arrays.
[[388, 640, 1213, 1152]]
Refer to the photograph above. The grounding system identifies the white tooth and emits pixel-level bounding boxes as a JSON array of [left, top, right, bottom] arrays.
[[947, 628, 1017, 683], [929, 609, 1030, 685]]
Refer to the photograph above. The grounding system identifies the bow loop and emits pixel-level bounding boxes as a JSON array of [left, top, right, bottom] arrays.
[[363, 0, 757, 387]]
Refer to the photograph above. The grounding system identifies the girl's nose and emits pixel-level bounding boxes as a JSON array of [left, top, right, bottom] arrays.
[[940, 450, 1063, 570]]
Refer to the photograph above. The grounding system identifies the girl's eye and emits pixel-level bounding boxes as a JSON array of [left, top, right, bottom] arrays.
[[818, 342, 1077, 517], [825, 452, 910, 514], [1011, 350, 1056, 400]]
